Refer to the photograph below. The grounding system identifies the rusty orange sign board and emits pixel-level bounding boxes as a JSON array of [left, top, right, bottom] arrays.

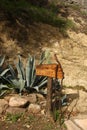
[[36, 64, 64, 79]]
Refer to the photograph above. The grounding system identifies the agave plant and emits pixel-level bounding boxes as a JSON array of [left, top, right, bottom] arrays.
[[8, 52, 49, 94]]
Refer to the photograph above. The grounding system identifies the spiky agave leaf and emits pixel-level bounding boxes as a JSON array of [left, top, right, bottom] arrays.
[[31, 56, 35, 81], [37, 77, 47, 88], [0, 84, 10, 90], [0, 68, 10, 77], [10, 79, 20, 87], [0, 84, 12, 97], [33, 77, 47, 92], [44, 50, 51, 64], [11, 79, 25, 93], [39, 50, 51, 64], [1, 76, 12, 85], [26, 54, 36, 88], [33, 80, 47, 92], [0, 55, 5, 67], [8, 65, 16, 79], [18, 79, 25, 93], [26, 54, 32, 87], [16, 55, 25, 80], [0, 90, 7, 97], [39, 51, 46, 65], [33, 86, 39, 92], [30, 55, 36, 87], [61, 94, 67, 106]]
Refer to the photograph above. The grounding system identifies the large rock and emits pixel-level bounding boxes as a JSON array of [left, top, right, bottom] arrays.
[[0, 99, 8, 114], [28, 104, 41, 114], [26, 94, 37, 103], [4, 94, 18, 102], [64, 88, 87, 113], [42, 30, 87, 89], [9, 96, 29, 107], [75, 90, 87, 112], [65, 120, 81, 130], [36, 93, 45, 101]]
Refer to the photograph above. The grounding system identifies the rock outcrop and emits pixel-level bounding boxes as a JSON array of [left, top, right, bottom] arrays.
[[46, 30, 87, 88]]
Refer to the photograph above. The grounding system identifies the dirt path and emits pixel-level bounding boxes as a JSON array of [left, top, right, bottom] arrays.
[[0, 113, 66, 130]]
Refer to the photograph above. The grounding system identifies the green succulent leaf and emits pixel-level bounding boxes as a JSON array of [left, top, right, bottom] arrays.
[[16, 55, 25, 80], [26, 54, 36, 88], [38, 79, 47, 88], [61, 94, 67, 106], [11, 79, 25, 93], [9, 65, 16, 79], [18, 79, 25, 93], [0, 68, 10, 77], [26, 54, 32, 87], [44, 50, 51, 64], [0, 84, 10, 90], [0, 90, 7, 97], [31, 55, 36, 82], [33, 86, 39, 92], [39, 51, 46, 65], [0, 55, 5, 67]]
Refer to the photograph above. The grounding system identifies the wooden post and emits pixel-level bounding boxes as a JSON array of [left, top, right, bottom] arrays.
[[46, 77, 53, 117], [36, 62, 64, 120]]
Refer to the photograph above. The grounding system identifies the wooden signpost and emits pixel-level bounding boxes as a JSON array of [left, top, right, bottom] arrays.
[[36, 63, 64, 117]]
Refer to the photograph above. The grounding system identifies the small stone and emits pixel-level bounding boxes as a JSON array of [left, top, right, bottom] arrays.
[[9, 96, 29, 107], [28, 104, 41, 114], [26, 125, 30, 128], [41, 109, 45, 115], [23, 124, 30, 128]]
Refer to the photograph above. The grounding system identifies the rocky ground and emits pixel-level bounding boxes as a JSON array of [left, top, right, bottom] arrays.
[[0, 87, 87, 130], [0, 92, 67, 130]]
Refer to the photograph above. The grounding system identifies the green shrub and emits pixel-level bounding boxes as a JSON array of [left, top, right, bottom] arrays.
[[0, 0, 74, 34]]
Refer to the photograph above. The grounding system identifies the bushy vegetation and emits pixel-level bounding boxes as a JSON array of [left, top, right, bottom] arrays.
[[0, 0, 74, 35]]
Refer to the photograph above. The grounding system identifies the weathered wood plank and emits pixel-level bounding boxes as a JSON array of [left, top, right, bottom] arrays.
[[36, 64, 64, 79]]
